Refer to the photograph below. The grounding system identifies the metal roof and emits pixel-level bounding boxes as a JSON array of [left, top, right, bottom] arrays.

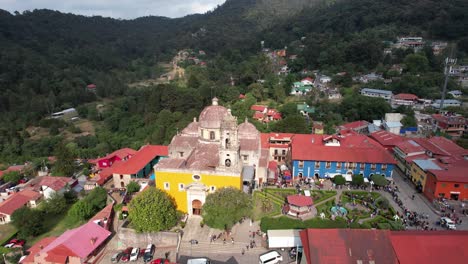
[[413, 159, 442, 171]]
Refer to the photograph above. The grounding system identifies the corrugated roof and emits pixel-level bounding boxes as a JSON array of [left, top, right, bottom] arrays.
[[361, 88, 393, 95], [112, 145, 168, 175], [0, 190, 42, 215], [413, 159, 442, 171]]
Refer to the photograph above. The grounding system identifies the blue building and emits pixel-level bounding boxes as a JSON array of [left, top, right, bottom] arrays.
[[289, 134, 395, 180]]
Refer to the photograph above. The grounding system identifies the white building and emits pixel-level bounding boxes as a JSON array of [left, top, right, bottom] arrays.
[[431, 99, 462, 109], [360, 88, 393, 102]]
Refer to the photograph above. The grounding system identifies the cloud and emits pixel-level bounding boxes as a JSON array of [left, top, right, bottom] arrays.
[[0, 0, 226, 19]]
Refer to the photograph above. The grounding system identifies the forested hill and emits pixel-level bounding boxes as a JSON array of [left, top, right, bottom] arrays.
[[0, 0, 467, 163]]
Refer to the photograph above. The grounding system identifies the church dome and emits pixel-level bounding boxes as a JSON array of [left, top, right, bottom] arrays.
[[238, 119, 259, 139], [199, 98, 229, 129], [181, 118, 199, 136]]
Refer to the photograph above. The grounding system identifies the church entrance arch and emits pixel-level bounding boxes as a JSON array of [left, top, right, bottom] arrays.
[[192, 199, 202, 215]]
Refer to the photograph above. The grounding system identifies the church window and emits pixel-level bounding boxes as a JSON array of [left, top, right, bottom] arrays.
[[192, 175, 201, 181], [225, 159, 231, 167], [210, 131, 215, 140], [243, 155, 248, 161], [225, 138, 230, 148], [315, 161, 320, 168], [298, 161, 304, 168], [179, 152, 184, 158], [164, 182, 170, 190], [120, 175, 123, 180], [179, 183, 185, 191], [210, 186, 216, 192]]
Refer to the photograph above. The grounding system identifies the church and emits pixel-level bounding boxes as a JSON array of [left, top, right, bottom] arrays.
[[154, 98, 267, 215]]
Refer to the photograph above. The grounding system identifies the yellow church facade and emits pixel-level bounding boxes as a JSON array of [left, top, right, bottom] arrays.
[[154, 98, 263, 215]]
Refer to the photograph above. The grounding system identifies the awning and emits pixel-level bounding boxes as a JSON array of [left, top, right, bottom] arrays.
[[345, 174, 352, 182], [364, 178, 369, 183]]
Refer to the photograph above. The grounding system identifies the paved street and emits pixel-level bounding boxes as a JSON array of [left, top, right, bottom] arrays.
[[179, 216, 293, 263], [385, 169, 468, 230]]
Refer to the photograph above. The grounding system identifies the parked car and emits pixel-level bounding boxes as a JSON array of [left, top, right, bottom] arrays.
[[4, 239, 25, 248], [121, 247, 133, 262], [143, 244, 155, 262], [111, 252, 123, 263], [151, 259, 170, 264], [130, 247, 139, 261], [440, 217, 456, 230]]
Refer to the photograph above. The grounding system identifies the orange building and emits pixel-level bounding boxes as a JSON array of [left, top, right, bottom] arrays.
[[423, 161, 468, 201]]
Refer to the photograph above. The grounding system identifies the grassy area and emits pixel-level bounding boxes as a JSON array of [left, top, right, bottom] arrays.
[[311, 190, 337, 204], [0, 224, 17, 246], [252, 192, 282, 221], [27, 207, 84, 246], [260, 216, 368, 232], [315, 199, 335, 218]]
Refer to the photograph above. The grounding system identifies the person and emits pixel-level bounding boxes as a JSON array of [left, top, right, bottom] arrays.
[[412, 194, 415, 200], [242, 248, 245, 255]]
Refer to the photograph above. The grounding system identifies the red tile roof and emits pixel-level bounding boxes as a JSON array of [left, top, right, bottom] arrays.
[[370, 130, 405, 147], [300, 229, 398, 264], [91, 160, 123, 185], [89, 203, 114, 230], [428, 160, 468, 183], [390, 231, 468, 264], [239, 94, 245, 99], [432, 114, 466, 125], [0, 190, 42, 215], [86, 84, 97, 89], [37, 176, 75, 191], [112, 145, 168, 175], [250, 105, 267, 112], [40, 221, 111, 260], [427, 136, 468, 157], [253, 112, 264, 120], [287, 194, 313, 207], [301, 77, 314, 83], [394, 139, 426, 154], [339, 120, 369, 130], [20, 237, 56, 264], [291, 134, 396, 164], [394, 93, 418, 100]]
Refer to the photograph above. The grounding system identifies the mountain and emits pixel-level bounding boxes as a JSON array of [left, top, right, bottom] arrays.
[[0, 0, 467, 162]]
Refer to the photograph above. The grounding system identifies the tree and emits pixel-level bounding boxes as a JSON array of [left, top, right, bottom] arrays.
[[127, 181, 140, 193], [68, 200, 94, 221], [43, 193, 68, 215], [202, 187, 252, 229], [333, 175, 346, 185], [11, 207, 45, 237], [351, 174, 364, 186], [2, 171, 22, 183], [273, 115, 309, 134], [404, 53, 429, 73], [370, 174, 388, 187], [53, 143, 75, 176], [86, 187, 108, 211], [128, 187, 178, 232]]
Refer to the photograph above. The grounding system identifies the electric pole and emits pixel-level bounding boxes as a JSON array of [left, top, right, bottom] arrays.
[[439, 46, 456, 111]]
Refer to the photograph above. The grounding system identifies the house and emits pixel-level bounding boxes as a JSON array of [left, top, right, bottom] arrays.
[[300, 77, 314, 86], [32, 176, 76, 199], [289, 134, 396, 180], [0, 164, 26, 179], [432, 113, 466, 138], [392, 93, 419, 107], [290, 82, 312, 95], [300, 229, 398, 264], [393, 139, 428, 177], [21, 205, 113, 264], [312, 121, 324, 135], [410, 159, 443, 191], [86, 84, 96, 92], [112, 145, 168, 188], [90, 148, 136, 169], [396, 37, 424, 50], [297, 102, 315, 116], [448, 90, 462, 98], [431, 99, 461, 109], [383, 113, 404, 135], [424, 161, 468, 201], [359, 73, 383, 83], [360, 88, 393, 101], [261, 133, 294, 162], [287, 194, 313, 216], [319, 75, 332, 84], [326, 88, 342, 100], [369, 130, 405, 151], [250, 105, 281, 123], [0, 190, 42, 224], [338, 120, 369, 134], [51, 108, 78, 120]]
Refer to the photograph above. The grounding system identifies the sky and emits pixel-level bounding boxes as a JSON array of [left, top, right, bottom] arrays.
[[0, 0, 227, 19]]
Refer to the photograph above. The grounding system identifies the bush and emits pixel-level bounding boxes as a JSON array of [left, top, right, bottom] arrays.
[[333, 175, 346, 185], [126, 181, 141, 193], [259, 216, 348, 232], [370, 174, 388, 186], [375, 197, 389, 210]]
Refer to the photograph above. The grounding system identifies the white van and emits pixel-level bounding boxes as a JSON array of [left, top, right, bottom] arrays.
[[187, 258, 210, 264], [259, 250, 283, 264]]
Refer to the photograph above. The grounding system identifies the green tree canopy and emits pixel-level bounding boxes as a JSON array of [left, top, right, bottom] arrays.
[[52, 143, 76, 176], [351, 174, 365, 186], [126, 181, 141, 193], [404, 53, 429, 73], [2, 171, 22, 183], [11, 207, 45, 238], [202, 187, 252, 229], [42, 193, 68, 215], [128, 187, 178, 232], [273, 115, 309, 134], [371, 174, 388, 187], [333, 175, 346, 185]]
